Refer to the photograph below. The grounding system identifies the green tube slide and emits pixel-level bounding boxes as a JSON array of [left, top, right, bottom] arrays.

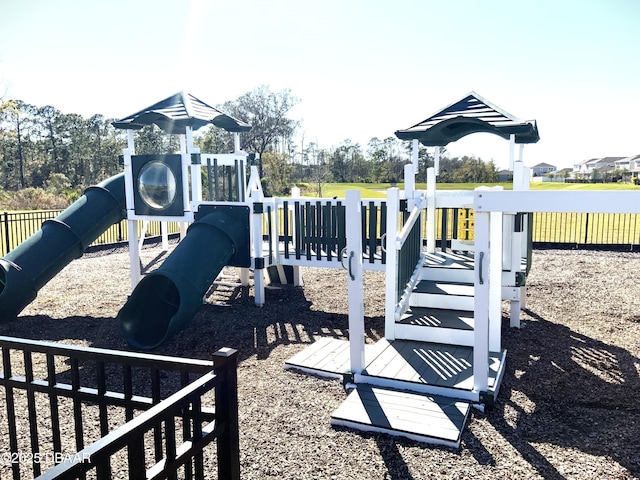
[[117, 208, 248, 350], [0, 174, 126, 322]]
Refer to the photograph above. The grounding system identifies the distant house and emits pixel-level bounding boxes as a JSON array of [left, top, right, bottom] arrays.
[[572, 157, 624, 179], [497, 169, 513, 182], [531, 162, 556, 176], [615, 154, 640, 182]]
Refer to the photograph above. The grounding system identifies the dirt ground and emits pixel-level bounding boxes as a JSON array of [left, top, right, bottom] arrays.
[[1, 246, 639, 479]]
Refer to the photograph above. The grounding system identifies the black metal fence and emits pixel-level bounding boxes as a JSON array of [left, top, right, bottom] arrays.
[[3, 208, 640, 259], [424, 208, 640, 250], [1, 211, 182, 256], [0, 336, 240, 480]]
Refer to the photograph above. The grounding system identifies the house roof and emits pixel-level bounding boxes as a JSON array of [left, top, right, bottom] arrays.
[[533, 162, 555, 168], [576, 157, 624, 166], [112, 91, 252, 134], [395, 91, 539, 146], [615, 154, 640, 163]]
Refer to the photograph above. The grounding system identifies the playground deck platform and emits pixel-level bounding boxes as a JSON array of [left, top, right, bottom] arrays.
[[284, 337, 503, 393], [284, 337, 505, 447]]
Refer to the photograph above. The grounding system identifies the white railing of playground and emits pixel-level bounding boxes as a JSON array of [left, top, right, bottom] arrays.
[[471, 189, 640, 395], [252, 196, 389, 270], [383, 187, 427, 340]]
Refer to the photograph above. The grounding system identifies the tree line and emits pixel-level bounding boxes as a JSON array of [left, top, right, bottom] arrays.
[[0, 86, 499, 204]]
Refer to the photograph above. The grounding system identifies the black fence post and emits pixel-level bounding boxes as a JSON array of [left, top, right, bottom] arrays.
[[2, 211, 10, 255], [584, 212, 590, 245], [213, 347, 240, 480]]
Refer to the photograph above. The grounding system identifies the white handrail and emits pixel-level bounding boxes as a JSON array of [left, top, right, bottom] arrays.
[[395, 194, 427, 249]]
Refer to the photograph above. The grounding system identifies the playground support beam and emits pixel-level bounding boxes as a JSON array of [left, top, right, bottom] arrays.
[[384, 187, 400, 341], [475, 190, 640, 214], [426, 168, 436, 254], [473, 207, 490, 394], [346, 190, 365, 374]]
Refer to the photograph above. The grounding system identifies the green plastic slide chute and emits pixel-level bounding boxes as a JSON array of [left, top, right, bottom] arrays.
[[0, 174, 126, 321], [117, 209, 246, 350]]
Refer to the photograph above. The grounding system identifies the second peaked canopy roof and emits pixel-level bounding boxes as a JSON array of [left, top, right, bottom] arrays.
[[395, 92, 539, 146], [113, 91, 252, 134]]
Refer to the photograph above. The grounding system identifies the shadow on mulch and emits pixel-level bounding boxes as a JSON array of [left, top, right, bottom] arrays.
[[466, 308, 640, 478], [3, 281, 385, 365]]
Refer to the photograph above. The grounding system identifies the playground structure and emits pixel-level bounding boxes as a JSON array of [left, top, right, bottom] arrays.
[[1, 90, 640, 452]]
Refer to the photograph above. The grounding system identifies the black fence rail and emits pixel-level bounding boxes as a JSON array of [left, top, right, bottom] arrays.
[[531, 212, 640, 247], [3, 208, 640, 259], [421, 209, 640, 250], [1, 211, 182, 256], [0, 336, 239, 480]]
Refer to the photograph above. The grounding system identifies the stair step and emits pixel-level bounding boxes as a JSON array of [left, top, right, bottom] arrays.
[[399, 307, 473, 330], [410, 280, 474, 310], [421, 252, 475, 282], [396, 308, 474, 345], [420, 266, 475, 283], [331, 384, 471, 448]]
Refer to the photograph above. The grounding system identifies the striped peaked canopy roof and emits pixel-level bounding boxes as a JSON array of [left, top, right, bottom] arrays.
[[113, 91, 252, 134], [395, 92, 539, 146]]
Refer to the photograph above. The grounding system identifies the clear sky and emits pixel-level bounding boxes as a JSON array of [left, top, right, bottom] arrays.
[[1, 0, 638, 170]]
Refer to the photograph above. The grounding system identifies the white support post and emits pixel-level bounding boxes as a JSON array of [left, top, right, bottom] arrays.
[[252, 204, 265, 306], [186, 126, 204, 220], [473, 208, 490, 394], [434, 147, 440, 176], [128, 220, 141, 290], [426, 167, 436, 254], [510, 159, 528, 327], [384, 187, 400, 341], [509, 134, 515, 171], [404, 163, 415, 207], [346, 190, 365, 374], [161, 221, 169, 251], [138, 220, 148, 256], [123, 130, 140, 290], [179, 133, 191, 217], [510, 215, 523, 328], [489, 209, 503, 352], [412, 139, 419, 172]]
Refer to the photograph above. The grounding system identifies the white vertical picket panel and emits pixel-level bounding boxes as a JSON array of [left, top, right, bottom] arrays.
[[384, 188, 400, 341], [346, 190, 365, 373], [426, 168, 436, 254], [473, 208, 490, 393], [489, 210, 503, 352]]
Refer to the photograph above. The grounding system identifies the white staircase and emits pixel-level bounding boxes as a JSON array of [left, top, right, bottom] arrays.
[[326, 249, 507, 448]]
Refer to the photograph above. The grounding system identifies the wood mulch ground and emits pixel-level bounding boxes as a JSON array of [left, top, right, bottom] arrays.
[[1, 245, 639, 479]]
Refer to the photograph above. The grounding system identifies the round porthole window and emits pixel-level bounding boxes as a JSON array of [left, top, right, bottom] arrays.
[[137, 160, 177, 210]]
